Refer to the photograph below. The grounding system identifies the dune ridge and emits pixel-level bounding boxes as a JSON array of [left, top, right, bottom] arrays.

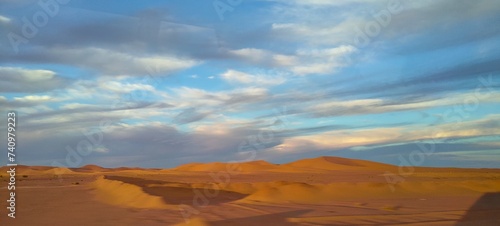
[[171, 156, 399, 173], [91, 176, 173, 209], [0, 165, 78, 176], [280, 156, 397, 171], [11, 156, 500, 175], [172, 160, 280, 172]]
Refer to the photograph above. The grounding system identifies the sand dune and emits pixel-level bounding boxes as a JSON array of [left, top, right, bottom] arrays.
[[282, 156, 396, 171], [71, 164, 108, 172], [237, 180, 500, 204], [3, 156, 500, 225], [0, 165, 77, 176], [172, 156, 398, 174], [91, 176, 173, 209], [173, 160, 279, 172]]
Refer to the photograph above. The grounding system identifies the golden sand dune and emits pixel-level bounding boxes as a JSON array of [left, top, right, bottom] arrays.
[[71, 164, 108, 172], [3, 156, 500, 225], [114, 166, 151, 171], [282, 156, 396, 171], [173, 160, 279, 172], [90, 174, 500, 208], [237, 180, 500, 204], [0, 165, 77, 176], [172, 156, 397, 174], [91, 176, 172, 209]]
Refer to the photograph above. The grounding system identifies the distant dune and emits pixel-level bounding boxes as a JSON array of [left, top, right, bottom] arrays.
[[173, 160, 280, 172], [171, 156, 398, 173], [282, 156, 396, 171], [5, 156, 494, 175]]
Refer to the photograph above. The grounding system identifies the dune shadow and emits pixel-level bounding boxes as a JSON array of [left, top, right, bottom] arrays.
[[104, 176, 247, 205], [210, 209, 311, 226], [455, 192, 500, 226]]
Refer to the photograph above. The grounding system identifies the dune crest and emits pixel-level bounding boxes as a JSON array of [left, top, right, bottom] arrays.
[[173, 160, 279, 172], [283, 156, 395, 171], [171, 156, 397, 173], [90, 176, 171, 209]]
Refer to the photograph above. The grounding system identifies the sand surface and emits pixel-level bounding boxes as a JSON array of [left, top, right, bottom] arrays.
[[1, 156, 499, 225]]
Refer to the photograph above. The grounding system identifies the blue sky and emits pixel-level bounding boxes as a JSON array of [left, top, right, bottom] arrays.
[[0, 0, 499, 168]]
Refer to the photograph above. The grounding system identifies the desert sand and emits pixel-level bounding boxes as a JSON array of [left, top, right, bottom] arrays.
[[1, 156, 499, 225]]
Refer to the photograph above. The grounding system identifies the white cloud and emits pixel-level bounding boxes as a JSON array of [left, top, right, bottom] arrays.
[[55, 76, 160, 103], [0, 67, 68, 92], [94, 146, 110, 153], [228, 48, 297, 67], [99, 81, 156, 93], [48, 47, 199, 76], [170, 86, 269, 109], [13, 95, 53, 103], [309, 91, 500, 117], [275, 114, 500, 153], [220, 69, 285, 86], [275, 127, 402, 152], [227, 45, 356, 75], [271, 0, 500, 49], [0, 15, 11, 24], [60, 103, 97, 110], [0, 67, 55, 81], [292, 45, 357, 75]]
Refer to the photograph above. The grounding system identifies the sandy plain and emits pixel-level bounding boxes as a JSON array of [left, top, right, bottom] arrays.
[[0, 156, 499, 225]]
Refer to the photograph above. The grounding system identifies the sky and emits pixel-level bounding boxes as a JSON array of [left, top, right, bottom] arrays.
[[0, 0, 499, 168]]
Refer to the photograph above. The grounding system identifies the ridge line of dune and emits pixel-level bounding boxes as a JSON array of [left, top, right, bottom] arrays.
[[90, 175, 173, 209]]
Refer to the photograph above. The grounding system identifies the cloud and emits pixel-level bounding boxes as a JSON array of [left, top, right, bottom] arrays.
[[99, 80, 156, 93], [13, 120, 282, 167], [0, 7, 220, 57], [170, 86, 269, 109], [291, 45, 357, 75], [274, 59, 499, 113], [0, 15, 11, 24], [0, 7, 215, 75], [275, 127, 402, 152], [0, 67, 70, 93], [41, 47, 199, 76], [228, 48, 297, 67], [220, 69, 285, 86], [13, 95, 53, 103], [271, 19, 365, 46], [226, 45, 356, 75], [267, 0, 384, 47], [305, 91, 500, 118], [268, 0, 500, 59], [172, 108, 211, 125], [274, 114, 500, 153]]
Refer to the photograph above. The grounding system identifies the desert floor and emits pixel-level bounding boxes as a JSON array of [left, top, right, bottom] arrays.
[[1, 157, 499, 225]]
